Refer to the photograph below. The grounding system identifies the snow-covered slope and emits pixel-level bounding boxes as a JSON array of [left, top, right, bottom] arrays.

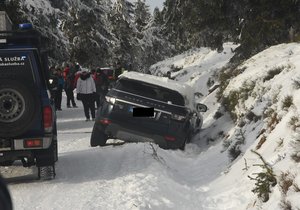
[[1, 42, 300, 210], [151, 42, 300, 209], [207, 43, 300, 210]]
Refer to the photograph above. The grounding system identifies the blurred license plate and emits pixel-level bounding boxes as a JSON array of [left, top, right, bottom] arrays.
[[131, 107, 155, 117]]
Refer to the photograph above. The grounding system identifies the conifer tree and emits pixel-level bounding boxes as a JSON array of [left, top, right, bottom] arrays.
[[109, 0, 136, 65], [134, 0, 151, 32], [153, 7, 163, 26], [0, 0, 26, 27]]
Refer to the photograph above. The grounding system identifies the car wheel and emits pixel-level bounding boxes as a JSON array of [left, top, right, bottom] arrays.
[[0, 80, 40, 137], [90, 125, 108, 147], [179, 137, 188, 150]]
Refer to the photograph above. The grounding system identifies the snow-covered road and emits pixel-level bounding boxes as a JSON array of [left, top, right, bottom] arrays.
[[0, 94, 231, 210]]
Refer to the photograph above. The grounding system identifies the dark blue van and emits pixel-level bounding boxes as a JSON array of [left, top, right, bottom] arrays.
[[0, 25, 58, 179]]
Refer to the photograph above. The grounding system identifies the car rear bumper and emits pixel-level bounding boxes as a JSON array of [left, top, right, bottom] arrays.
[[96, 121, 185, 149]]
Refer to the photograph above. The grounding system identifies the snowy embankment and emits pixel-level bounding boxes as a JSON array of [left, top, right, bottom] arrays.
[[151, 42, 300, 209], [205, 43, 300, 210], [1, 42, 300, 210]]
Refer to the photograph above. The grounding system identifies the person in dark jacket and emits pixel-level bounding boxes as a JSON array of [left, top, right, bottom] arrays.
[[49, 66, 57, 100], [114, 62, 124, 79], [76, 70, 96, 121], [94, 68, 109, 108], [50, 68, 64, 111], [64, 71, 77, 108]]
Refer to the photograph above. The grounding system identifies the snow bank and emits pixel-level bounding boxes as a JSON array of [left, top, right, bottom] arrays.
[[208, 43, 300, 209]]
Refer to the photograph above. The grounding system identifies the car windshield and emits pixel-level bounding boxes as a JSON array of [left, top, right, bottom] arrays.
[[115, 78, 185, 106]]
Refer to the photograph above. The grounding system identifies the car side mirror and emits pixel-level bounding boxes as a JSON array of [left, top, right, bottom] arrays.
[[196, 103, 207, 112]]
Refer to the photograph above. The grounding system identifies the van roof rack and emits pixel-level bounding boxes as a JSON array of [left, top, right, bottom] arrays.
[[0, 29, 48, 49]]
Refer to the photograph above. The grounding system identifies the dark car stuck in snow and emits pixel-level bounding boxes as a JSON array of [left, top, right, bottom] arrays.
[[0, 24, 58, 179], [90, 71, 207, 150]]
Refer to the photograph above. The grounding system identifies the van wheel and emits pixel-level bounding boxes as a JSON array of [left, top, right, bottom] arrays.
[[38, 165, 56, 180], [0, 80, 40, 137]]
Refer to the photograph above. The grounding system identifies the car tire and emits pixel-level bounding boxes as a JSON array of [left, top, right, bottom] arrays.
[[179, 138, 187, 150], [0, 79, 40, 138], [90, 125, 108, 147]]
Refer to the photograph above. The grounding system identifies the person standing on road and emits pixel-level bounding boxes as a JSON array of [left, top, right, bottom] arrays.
[[76, 70, 96, 121], [64, 70, 77, 108], [94, 68, 109, 109], [53, 68, 64, 111]]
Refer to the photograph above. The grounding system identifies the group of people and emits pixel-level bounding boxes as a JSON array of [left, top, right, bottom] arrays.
[[50, 63, 110, 121], [49, 63, 79, 111]]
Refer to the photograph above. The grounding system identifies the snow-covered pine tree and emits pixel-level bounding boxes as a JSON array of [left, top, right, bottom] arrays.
[[0, 0, 26, 27], [153, 7, 163, 26], [63, 0, 112, 67], [134, 0, 150, 33], [108, 0, 136, 67], [132, 5, 174, 73]]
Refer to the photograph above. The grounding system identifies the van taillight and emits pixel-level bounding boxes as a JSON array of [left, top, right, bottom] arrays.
[[43, 106, 52, 132], [24, 139, 42, 148]]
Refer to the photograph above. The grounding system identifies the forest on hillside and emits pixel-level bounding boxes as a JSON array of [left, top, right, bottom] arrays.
[[1, 0, 300, 69]]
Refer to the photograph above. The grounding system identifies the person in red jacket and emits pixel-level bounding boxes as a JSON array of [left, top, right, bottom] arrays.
[[63, 64, 70, 80]]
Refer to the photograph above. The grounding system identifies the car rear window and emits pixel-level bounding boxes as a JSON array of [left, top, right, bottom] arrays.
[[115, 78, 185, 106]]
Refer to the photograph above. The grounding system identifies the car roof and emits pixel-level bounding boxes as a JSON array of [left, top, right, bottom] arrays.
[[119, 71, 196, 110]]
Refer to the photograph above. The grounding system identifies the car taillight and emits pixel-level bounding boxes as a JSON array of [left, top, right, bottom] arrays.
[[105, 96, 116, 104], [100, 119, 112, 125], [164, 135, 176, 142], [171, 114, 186, 121], [43, 106, 53, 132], [24, 139, 42, 148]]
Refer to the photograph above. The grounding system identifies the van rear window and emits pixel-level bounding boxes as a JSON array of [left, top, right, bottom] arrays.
[[0, 50, 35, 83]]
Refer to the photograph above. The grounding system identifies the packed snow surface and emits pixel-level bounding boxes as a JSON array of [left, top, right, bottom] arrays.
[[2, 42, 300, 209]]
